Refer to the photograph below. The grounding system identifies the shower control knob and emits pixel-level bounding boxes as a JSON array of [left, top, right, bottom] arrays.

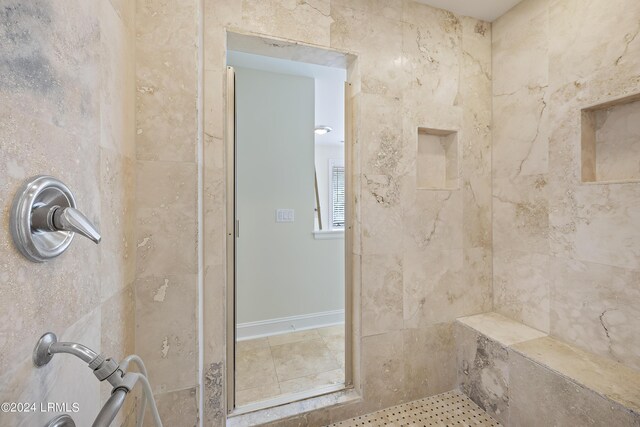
[[10, 176, 101, 262], [32, 205, 102, 244]]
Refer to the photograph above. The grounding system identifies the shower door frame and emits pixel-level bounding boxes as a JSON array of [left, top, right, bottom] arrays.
[[225, 60, 356, 415]]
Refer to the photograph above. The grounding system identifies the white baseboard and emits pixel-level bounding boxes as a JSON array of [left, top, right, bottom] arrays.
[[237, 309, 344, 341]]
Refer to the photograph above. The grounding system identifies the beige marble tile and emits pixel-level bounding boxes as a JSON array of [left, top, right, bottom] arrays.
[[360, 174, 404, 256], [461, 174, 492, 250], [317, 325, 345, 337], [549, 182, 640, 271], [237, 383, 282, 407], [512, 336, 640, 413], [135, 204, 198, 277], [403, 323, 456, 401], [101, 285, 135, 361], [136, 160, 197, 211], [493, 249, 550, 333], [455, 321, 510, 425], [359, 93, 405, 177], [331, 0, 402, 21], [203, 0, 242, 71], [492, 175, 549, 255], [202, 359, 225, 425], [267, 329, 321, 347], [548, 0, 640, 86], [322, 333, 346, 355], [509, 349, 639, 427], [591, 98, 640, 182], [232, 389, 362, 427], [100, 0, 135, 158], [403, 248, 487, 328], [271, 339, 341, 382], [492, 0, 548, 96], [135, 275, 197, 394], [236, 347, 279, 391], [549, 256, 640, 371], [135, 0, 198, 162], [492, 89, 549, 180], [401, 2, 462, 108], [99, 148, 135, 302], [203, 68, 224, 142], [330, 6, 403, 98], [361, 254, 403, 336], [241, 0, 332, 47], [361, 332, 405, 411], [279, 369, 345, 395], [237, 337, 270, 352], [457, 312, 547, 347], [148, 387, 198, 427], [402, 188, 464, 252]]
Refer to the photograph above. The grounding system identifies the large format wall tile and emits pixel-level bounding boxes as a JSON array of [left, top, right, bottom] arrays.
[[361, 254, 403, 337], [492, 0, 640, 373], [148, 387, 199, 427], [549, 256, 640, 371], [493, 249, 550, 333], [136, 274, 198, 394], [0, 1, 136, 425], [403, 323, 456, 401], [135, 0, 198, 162]]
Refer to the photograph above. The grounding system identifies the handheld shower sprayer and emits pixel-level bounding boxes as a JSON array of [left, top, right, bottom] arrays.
[[34, 332, 163, 427]]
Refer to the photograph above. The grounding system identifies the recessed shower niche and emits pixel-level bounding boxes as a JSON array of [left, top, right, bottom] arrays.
[[417, 127, 459, 190], [581, 93, 640, 183]]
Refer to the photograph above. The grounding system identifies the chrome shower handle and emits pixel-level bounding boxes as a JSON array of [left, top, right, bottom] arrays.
[[32, 205, 101, 244], [53, 207, 101, 244]]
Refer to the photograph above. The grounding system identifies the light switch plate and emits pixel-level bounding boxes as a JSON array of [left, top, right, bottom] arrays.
[[276, 209, 295, 223]]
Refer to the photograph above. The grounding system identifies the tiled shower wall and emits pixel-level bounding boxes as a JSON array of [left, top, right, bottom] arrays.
[[134, 0, 492, 425], [133, 0, 200, 421], [492, 0, 640, 371], [0, 0, 136, 425]]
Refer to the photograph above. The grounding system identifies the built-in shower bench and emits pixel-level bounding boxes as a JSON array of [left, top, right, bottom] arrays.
[[455, 312, 640, 426]]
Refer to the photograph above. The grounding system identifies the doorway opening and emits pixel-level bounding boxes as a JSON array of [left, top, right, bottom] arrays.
[[225, 32, 356, 414]]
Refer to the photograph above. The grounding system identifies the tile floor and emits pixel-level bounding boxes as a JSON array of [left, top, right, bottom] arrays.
[[236, 325, 345, 406], [327, 390, 502, 427]]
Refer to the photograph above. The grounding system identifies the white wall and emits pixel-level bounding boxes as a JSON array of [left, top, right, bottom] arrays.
[[314, 77, 345, 145], [234, 66, 345, 327]]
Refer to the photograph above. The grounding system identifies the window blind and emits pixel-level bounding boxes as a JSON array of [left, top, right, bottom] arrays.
[[331, 165, 345, 228]]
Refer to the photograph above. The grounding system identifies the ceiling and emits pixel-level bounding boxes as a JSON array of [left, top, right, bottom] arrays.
[[416, 0, 524, 22]]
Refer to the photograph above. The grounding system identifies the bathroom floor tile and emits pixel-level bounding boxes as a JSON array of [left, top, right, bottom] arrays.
[[267, 329, 321, 346], [279, 369, 345, 395], [236, 337, 270, 352], [317, 325, 345, 337], [235, 347, 278, 391], [236, 383, 281, 406], [235, 326, 347, 406], [327, 390, 502, 426], [322, 334, 346, 354], [271, 338, 341, 381]]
